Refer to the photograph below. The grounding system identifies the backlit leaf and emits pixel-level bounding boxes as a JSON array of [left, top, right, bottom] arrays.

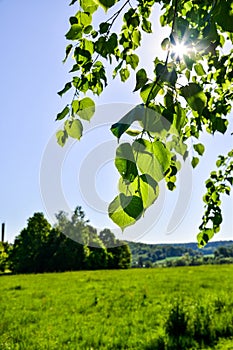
[[180, 83, 207, 114], [140, 83, 161, 104], [111, 104, 144, 140], [56, 130, 68, 147], [108, 194, 143, 230], [194, 143, 205, 156], [119, 174, 159, 209], [65, 119, 83, 140], [161, 37, 170, 50], [142, 18, 152, 33], [95, 0, 118, 12], [126, 54, 139, 70], [133, 139, 171, 182], [115, 143, 138, 182], [194, 63, 205, 76], [197, 229, 214, 247], [125, 129, 141, 136], [80, 0, 98, 14], [134, 68, 148, 91], [76, 97, 95, 121], [120, 68, 130, 82], [65, 24, 82, 40], [191, 157, 199, 168]]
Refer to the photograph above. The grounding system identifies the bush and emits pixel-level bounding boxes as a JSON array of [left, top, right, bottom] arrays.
[[156, 296, 233, 349]]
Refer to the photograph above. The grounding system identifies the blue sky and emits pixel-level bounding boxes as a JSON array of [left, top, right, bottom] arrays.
[[0, 1, 232, 244]]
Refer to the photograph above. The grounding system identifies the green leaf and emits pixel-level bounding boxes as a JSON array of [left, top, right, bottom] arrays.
[[132, 29, 141, 48], [194, 143, 205, 156], [194, 63, 205, 76], [226, 177, 233, 186], [111, 104, 144, 140], [72, 100, 79, 114], [57, 82, 72, 97], [134, 68, 148, 92], [84, 25, 93, 34], [69, 16, 78, 25], [107, 33, 118, 54], [161, 37, 170, 50], [99, 22, 110, 34], [113, 61, 123, 78], [65, 24, 82, 40], [168, 136, 188, 157], [155, 63, 177, 86], [142, 18, 152, 33], [80, 0, 98, 14], [74, 47, 92, 65], [63, 44, 73, 63], [216, 156, 225, 168], [126, 54, 139, 70], [173, 103, 186, 133], [191, 157, 199, 168], [65, 119, 83, 140], [75, 11, 92, 27], [197, 229, 214, 248], [56, 130, 68, 147], [180, 83, 207, 114], [141, 106, 170, 134], [133, 139, 171, 182], [115, 143, 138, 182], [119, 174, 159, 209], [215, 0, 233, 32], [95, 36, 108, 57], [125, 129, 141, 137], [76, 97, 95, 121], [183, 55, 195, 70], [140, 83, 161, 104], [120, 68, 130, 82], [95, 0, 118, 12], [56, 106, 70, 121], [213, 118, 228, 134], [211, 191, 219, 203], [167, 181, 176, 191], [108, 194, 143, 230], [125, 11, 140, 28], [212, 212, 222, 226]]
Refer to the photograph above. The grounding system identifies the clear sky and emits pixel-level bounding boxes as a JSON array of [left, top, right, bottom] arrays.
[[0, 1, 232, 244]]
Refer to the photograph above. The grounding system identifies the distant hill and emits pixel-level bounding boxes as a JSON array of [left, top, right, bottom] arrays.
[[127, 240, 233, 267]]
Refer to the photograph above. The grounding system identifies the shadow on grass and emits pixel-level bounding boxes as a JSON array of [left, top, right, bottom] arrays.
[[144, 337, 166, 350]]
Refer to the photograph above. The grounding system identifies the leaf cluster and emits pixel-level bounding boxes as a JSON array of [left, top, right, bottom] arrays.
[[55, 0, 233, 243]]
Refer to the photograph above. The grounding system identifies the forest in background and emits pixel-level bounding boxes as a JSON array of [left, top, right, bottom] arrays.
[[0, 207, 131, 273], [128, 240, 233, 267], [0, 205, 232, 273]]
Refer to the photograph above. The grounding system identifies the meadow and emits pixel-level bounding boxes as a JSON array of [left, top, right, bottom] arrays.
[[0, 265, 233, 350]]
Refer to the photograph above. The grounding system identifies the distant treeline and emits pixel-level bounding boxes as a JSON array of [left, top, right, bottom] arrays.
[[0, 207, 131, 273], [1, 208, 232, 273], [128, 240, 233, 267]]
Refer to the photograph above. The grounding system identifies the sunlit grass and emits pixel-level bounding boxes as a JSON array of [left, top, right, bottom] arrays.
[[0, 265, 233, 349]]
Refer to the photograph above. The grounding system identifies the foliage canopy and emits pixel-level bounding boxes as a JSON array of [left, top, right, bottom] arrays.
[[56, 0, 233, 246], [9, 209, 131, 273]]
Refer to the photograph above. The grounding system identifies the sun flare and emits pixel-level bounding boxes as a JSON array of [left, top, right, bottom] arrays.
[[172, 42, 188, 59]]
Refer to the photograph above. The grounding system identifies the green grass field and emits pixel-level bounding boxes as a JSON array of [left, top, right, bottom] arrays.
[[1, 265, 233, 349]]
